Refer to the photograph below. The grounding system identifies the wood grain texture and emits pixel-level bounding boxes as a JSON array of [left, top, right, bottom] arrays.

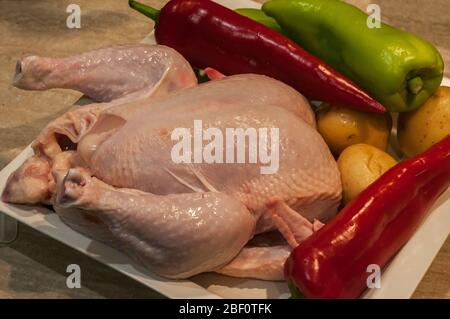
[[0, 0, 448, 298]]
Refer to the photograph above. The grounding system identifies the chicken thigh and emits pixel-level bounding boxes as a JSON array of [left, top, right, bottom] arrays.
[[54, 168, 255, 279]]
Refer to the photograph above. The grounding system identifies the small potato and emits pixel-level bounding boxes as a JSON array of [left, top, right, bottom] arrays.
[[316, 104, 392, 156], [338, 144, 397, 204], [398, 86, 450, 157]]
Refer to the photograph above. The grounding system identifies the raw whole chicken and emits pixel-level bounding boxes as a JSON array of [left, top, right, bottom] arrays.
[[2, 44, 342, 280]]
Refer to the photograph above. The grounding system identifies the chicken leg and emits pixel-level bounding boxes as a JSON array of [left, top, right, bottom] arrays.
[[53, 168, 256, 279], [13, 44, 197, 103]]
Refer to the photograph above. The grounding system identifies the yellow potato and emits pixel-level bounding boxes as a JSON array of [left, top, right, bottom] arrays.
[[398, 86, 450, 157], [316, 104, 392, 156], [337, 144, 397, 204]]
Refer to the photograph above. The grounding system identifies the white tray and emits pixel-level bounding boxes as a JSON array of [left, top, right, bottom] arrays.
[[1, 0, 449, 299]]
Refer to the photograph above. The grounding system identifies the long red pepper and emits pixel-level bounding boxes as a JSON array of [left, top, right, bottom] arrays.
[[129, 0, 385, 113], [285, 135, 450, 298]]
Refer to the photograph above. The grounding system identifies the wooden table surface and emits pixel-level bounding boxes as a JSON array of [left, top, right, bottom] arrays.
[[0, 0, 448, 298]]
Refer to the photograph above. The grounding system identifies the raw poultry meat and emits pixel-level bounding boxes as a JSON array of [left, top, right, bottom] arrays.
[[2, 44, 342, 280], [4, 44, 198, 204], [14, 44, 197, 103]]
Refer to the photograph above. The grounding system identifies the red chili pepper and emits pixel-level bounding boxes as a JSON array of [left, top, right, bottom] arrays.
[[285, 135, 450, 299], [129, 0, 386, 113]]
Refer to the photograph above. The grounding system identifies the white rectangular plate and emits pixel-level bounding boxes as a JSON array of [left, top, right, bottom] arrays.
[[1, 0, 449, 299]]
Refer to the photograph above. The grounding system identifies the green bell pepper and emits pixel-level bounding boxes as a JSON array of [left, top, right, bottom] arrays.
[[235, 8, 284, 34], [262, 0, 444, 112]]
